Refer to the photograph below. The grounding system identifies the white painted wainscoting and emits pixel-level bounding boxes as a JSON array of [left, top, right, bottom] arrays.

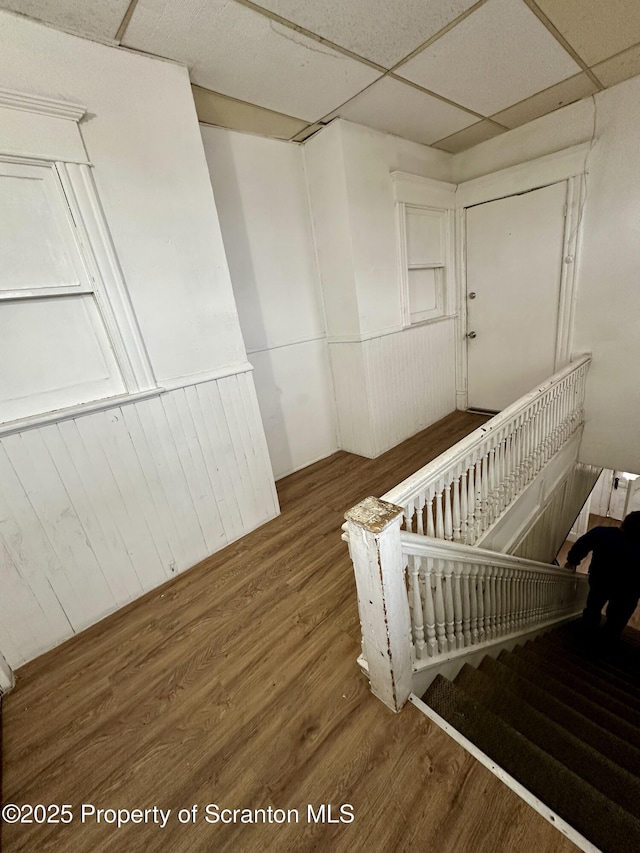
[[329, 317, 456, 458], [0, 370, 279, 669]]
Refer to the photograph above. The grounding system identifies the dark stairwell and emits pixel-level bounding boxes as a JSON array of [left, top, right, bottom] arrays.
[[422, 624, 640, 853]]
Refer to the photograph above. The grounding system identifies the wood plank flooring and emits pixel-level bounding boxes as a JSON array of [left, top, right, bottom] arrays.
[[1, 411, 579, 853]]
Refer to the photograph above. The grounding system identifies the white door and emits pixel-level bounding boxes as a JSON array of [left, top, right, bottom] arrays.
[[465, 181, 568, 411]]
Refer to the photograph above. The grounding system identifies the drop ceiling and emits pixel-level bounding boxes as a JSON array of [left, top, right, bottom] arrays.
[[2, 0, 640, 151]]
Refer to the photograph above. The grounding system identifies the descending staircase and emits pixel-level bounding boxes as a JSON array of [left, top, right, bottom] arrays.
[[422, 624, 640, 853]]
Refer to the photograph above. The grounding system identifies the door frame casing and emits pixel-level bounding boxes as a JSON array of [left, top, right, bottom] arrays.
[[454, 143, 590, 411]]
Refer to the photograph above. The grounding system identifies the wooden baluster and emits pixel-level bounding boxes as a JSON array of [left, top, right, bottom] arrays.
[[462, 565, 471, 646], [421, 558, 437, 657], [513, 418, 523, 496], [486, 567, 494, 639], [504, 567, 513, 633], [475, 458, 484, 540], [434, 559, 446, 654], [480, 450, 489, 535], [460, 468, 468, 543], [405, 498, 415, 534], [495, 436, 505, 514], [469, 563, 480, 646], [559, 381, 566, 441], [452, 470, 462, 542], [539, 575, 545, 621], [545, 388, 555, 457], [556, 381, 565, 445], [515, 569, 523, 630], [410, 556, 425, 659], [477, 564, 485, 643], [524, 410, 534, 486], [435, 482, 445, 540], [527, 574, 535, 625], [416, 494, 425, 536], [564, 376, 573, 439], [541, 393, 551, 465], [487, 444, 497, 524], [426, 488, 435, 538], [510, 425, 520, 500], [503, 431, 513, 506], [444, 481, 453, 541], [453, 561, 463, 649], [529, 403, 538, 476], [516, 415, 526, 492], [579, 365, 587, 422], [532, 401, 542, 474], [495, 566, 503, 636], [524, 411, 534, 487], [443, 560, 455, 651], [466, 464, 476, 545], [552, 386, 562, 451]]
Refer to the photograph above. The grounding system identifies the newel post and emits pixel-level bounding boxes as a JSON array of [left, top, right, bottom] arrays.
[[345, 496, 412, 712]]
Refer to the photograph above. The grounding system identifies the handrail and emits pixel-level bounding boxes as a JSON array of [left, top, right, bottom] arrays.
[[383, 354, 591, 509], [380, 354, 591, 547], [400, 531, 585, 578]]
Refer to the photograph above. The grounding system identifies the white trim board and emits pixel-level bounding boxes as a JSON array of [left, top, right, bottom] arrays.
[[455, 143, 591, 208], [0, 362, 255, 437], [409, 693, 600, 853]]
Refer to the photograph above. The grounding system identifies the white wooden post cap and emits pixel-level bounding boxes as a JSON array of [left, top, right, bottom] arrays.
[[345, 496, 404, 533]]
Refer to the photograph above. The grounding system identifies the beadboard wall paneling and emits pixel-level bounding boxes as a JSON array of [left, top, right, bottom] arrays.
[[367, 318, 457, 456], [328, 341, 375, 458], [0, 371, 279, 669], [329, 318, 456, 459]]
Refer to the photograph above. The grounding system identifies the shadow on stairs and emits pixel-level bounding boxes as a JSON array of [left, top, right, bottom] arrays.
[[422, 623, 640, 853]]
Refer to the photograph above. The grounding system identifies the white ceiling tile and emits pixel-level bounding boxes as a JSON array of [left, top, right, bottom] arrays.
[[249, 0, 480, 67], [396, 0, 581, 116], [593, 43, 640, 89], [326, 76, 478, 145], [123, 0, 381, 121], [432, 120, 506, 153], [0, 0, 131, 40], [192, 85, 308, 139], [491, 72, 597, 129], [535, 0, 640, 67]]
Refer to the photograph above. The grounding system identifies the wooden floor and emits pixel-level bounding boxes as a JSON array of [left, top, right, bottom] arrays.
[[1, 411, 579, 853]]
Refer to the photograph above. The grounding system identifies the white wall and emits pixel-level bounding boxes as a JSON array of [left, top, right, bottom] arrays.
[[0, 13, 278, 668], [305, 120, 457, 457], [200, 126, 338, 478], [450, 76, 640, 474], [0, 13, 246, 384]]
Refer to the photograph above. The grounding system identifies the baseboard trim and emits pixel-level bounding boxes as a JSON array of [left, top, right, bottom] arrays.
[[409, 692, 600, 853]]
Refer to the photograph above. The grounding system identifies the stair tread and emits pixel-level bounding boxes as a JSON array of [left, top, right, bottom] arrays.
[[454, 662, 640, 818], [422, 674, 640, 853], [478, 655, 640, 776], [532, 632, 640, 698], [503, 645, 640, 728], [498, 647, 640, 748], [523, 641, 640, 712]]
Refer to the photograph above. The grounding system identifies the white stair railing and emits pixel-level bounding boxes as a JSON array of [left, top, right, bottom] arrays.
[[382, 355, 590, 545], [344, 356, 592, 712], [401, 534, 587, 665], [344, 499, 588, 712]]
